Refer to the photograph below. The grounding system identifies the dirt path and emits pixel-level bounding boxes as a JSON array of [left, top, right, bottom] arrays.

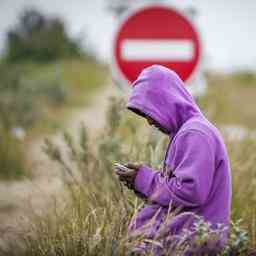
[[0, 83, 121, 247]]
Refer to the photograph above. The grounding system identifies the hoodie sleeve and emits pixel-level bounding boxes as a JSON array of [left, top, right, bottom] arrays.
[[134, 130, 215, 208]]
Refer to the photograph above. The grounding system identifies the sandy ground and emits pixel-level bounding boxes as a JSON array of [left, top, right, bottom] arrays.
[[0, 83, 121, 248]]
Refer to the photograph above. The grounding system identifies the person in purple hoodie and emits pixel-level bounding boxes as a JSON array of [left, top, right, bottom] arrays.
[[115, 65, 232, 255]]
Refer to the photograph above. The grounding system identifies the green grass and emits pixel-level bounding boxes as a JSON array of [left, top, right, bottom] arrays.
[[199, 72, 256, 129], [22, 58, 108, 137], [22, 59, 108, 104], [227, 138, 256, 248], [0, 58, 107, 179]]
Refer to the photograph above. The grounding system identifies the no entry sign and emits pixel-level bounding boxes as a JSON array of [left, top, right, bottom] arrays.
[[112, 5, 202, 86]]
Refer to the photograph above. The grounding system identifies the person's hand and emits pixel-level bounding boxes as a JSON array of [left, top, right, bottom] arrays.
[[115, 163, 141, 189]]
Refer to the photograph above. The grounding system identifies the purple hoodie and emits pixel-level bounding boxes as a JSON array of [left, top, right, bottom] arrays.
[[126, 65, 232, 252]]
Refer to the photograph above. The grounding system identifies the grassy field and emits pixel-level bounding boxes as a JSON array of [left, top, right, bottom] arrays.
[[0, 58, 107, 135], [0, 58, 107, 179], [2, 72, 256, 255], [199, 71, 256, 129], [24, 58, 108, 137]]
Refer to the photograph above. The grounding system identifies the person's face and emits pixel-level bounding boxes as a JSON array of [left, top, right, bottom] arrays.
[[146, 116, 169, 134]]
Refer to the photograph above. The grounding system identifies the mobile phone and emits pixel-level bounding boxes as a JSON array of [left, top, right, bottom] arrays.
[[114, 163, 131, 172]]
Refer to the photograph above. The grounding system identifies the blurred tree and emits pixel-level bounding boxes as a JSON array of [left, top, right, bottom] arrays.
[[5, 9, 82, 62]]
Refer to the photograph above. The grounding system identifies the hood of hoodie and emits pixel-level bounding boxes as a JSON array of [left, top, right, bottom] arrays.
[[126, 65, 202, 135]]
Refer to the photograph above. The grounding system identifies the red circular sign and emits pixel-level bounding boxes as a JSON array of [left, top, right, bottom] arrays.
[[112, 5, 201, 85]]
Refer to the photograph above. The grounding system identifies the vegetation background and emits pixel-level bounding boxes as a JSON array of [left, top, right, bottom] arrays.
[[0, 9, 107, 179], [0, 6, 255, 256]]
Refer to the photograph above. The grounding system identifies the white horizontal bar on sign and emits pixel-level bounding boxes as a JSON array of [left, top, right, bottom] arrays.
[[121, 39, 194, 61]]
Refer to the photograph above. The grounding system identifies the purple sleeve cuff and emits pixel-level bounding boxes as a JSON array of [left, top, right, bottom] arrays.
[[134, 165, 156, 197]]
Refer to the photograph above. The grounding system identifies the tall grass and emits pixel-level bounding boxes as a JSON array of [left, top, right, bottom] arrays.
[[198, 73, 256, 129], [2, 97, 255, 255], [227, 138, 256, 248]]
